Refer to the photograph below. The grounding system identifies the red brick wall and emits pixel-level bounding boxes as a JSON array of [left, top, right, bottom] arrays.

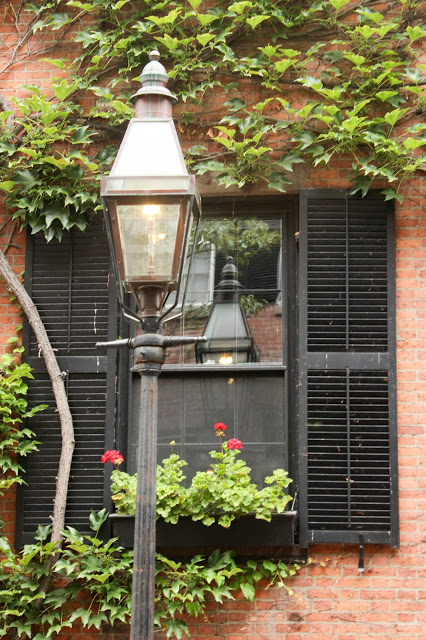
[[1, 4, 425, 638]]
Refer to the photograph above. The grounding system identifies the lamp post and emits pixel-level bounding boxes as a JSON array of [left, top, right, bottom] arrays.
[[195, 256, 258, 365], [97, 51, 205, 640]]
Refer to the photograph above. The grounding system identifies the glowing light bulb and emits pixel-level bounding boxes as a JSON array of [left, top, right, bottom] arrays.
[[219, 354, 233, 366], [142, 204, 160, 216], [158, 232, 166, 240]]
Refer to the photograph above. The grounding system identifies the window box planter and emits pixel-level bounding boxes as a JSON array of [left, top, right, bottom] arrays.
[[109, 511, 299, 558]]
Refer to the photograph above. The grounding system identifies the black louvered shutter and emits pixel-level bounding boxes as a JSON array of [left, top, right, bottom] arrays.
[[16, 214, 119, 545], [298, 189, 398, 547]]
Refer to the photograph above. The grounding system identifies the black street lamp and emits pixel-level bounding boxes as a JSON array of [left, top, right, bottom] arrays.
[[97, 51, 205, 640], [195, 256, 258, 365]]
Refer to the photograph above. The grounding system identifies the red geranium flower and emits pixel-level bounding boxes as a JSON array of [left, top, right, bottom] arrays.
[[214, 422, 227, 437], [101, 450, 124, 465], [226, 438, 243, 450]]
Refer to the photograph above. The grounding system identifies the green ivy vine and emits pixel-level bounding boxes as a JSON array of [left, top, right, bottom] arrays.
[[0, 350, 45, 526], [0, 0, 424, 241], [0, 509, 301, 639]]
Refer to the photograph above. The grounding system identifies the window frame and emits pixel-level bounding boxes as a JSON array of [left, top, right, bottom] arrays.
[[126, 196, 299, 488]]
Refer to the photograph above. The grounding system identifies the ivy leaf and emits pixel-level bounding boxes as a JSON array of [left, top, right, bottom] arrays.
[[52, 79, 78, 101], [196, 33, 215, 47], [319, 86, 344, 101], [188, 0, 202, 8], [384, 108, 408, 127], [0, 181, 15, 192], [403, 137, 426, 151], [267, 172, 290, 192], [277, 153, 304, 172], [155, 34, 181, 51], [89, 508, 108, 533], [147, 9, 181, 26], [193, 160, 225, 174], [376, 90, 399, 102], [0, 141, 16, 155], [240, 582, 256, 601], [68, 607, 92, 625], [44, 205, 69, 228], [43, 156, 71, 169], [350, 175, 373, 197], [229, 1, 252, 15], [297, 75, 323, 91], [329, 0, 350, 9], [186, 145, 207, 155], [223, 98, 246, 111], [71, 126, 95, 144], [164, 618, 188, 639], [263, 562, 278, 576], [355, 24, 376, 39], [14, 170, 37, 191], [246, 15, 270, 29], [344, 53, 366, 67], [295, 130, 317, 150], [279, 48, 299, 58], [406, 25, 426, 42], [404, 68, 423, 84], [195, 13, 217, 27], [67, 1, 93, 9], [42, 57, 69, 69], [46, 12, 70, 30], [113, 0, 131, 9], [381, 188, 404, 203], [341, 116, 367, 134], [275, 59, 294, 74]]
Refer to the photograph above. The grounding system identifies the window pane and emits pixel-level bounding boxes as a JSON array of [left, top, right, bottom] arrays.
[[164, 216, 283, 364], [158, 373, 285, 482], [128, 373, 286, 484]]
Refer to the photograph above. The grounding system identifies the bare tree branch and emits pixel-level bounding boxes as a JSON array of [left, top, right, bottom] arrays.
[[0, 246, 75, 544]]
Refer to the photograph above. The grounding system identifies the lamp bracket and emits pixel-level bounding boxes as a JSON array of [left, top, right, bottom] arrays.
[[97, 334, 207, 376], [96, 334, 207, 350]]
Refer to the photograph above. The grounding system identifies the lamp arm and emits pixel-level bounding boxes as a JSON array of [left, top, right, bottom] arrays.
[[96, 335, 207, 350]]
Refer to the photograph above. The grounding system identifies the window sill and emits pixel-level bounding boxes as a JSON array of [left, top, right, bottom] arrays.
[[110, 512, 302, 560]]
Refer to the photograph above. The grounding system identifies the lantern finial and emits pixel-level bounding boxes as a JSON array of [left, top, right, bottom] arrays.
[[139, 50, 169, 89], [131, 50, 177, 112]]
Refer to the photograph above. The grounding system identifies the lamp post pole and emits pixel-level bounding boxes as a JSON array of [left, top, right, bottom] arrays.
[[98, 334, 206, 640]]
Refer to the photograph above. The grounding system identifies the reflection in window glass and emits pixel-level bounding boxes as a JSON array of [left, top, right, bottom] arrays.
[[164, 216, 283, 364]]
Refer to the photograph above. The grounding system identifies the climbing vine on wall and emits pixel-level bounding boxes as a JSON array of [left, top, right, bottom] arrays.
[[0, 0, 424, 240]]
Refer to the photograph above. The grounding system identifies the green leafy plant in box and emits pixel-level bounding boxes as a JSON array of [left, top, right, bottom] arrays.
[[107, 422, 292, 527]]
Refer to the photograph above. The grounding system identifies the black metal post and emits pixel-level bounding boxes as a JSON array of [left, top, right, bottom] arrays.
[[130, 342, 163, 640], [97, 333, 206, 639]]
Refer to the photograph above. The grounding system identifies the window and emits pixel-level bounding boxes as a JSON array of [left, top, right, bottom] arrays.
[[128, 197, 298, 487], [18, 190, 398, 549]]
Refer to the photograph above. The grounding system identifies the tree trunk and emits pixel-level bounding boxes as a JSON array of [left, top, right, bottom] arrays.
[[0, 247, 74, 544]]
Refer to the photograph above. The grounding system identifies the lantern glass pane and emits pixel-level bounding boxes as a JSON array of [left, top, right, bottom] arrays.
[[116, 203, 180, 281]]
